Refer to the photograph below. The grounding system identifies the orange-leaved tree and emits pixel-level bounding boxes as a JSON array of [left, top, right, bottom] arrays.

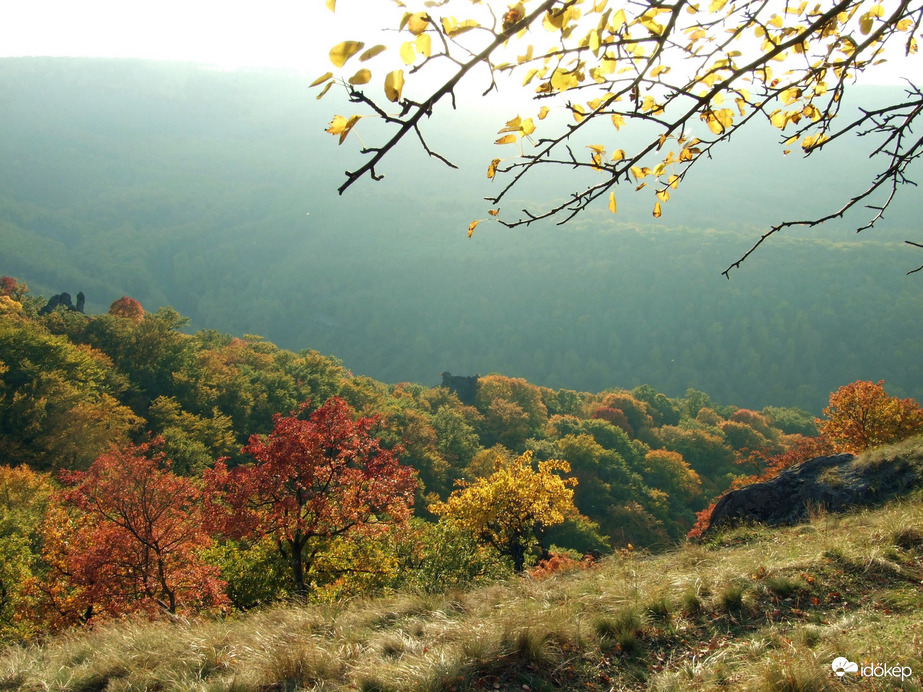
[[429, 450, 578, 571], [817, 379, 923, 453], [34, 440, 226, 628], [108, 296, 145, 324], [205, 397, 417, 596]]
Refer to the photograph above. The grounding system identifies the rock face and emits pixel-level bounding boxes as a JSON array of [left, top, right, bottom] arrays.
[[38, 291, 85, 315], [705, 451, 923, 533], [440, 372, 479, 406]]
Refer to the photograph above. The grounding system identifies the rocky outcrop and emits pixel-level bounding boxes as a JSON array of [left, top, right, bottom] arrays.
[[705, 450, 923, 533], [38, 291, 85, 315], [441, 372, 479, 405]]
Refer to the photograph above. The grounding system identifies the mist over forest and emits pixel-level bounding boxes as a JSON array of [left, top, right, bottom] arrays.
[[1, 57, 920, 412]]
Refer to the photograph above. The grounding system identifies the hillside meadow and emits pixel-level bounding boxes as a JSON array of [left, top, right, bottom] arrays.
[[2, 437, 922, 691]]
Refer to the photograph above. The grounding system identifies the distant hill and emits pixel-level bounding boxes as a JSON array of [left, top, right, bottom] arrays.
[[1, 58, 920, 411]]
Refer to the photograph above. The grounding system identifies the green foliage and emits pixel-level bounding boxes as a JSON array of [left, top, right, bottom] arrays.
[[0, 465, 53, 640]]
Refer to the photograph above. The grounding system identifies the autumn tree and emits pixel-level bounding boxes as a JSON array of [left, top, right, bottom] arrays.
[[205, 397, 417, 596], [108, 296, 144, 324], [35, 441, 226, 627], [817, 379, 923, 452], [316, 0, 923, 275], [429, 450, 578, 570]]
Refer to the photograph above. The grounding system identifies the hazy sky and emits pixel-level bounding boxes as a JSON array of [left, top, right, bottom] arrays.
[[1, 0, 917, 82], [0, 0, 382, 72]]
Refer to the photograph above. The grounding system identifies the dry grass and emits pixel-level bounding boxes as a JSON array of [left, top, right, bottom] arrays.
[[5, 449, 923, 690]]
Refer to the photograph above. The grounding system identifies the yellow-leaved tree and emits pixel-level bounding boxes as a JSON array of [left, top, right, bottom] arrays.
[[429, 450, 579, 570], [316, 0, 922, 275]]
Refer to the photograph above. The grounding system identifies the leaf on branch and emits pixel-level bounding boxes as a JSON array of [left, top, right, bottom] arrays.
[[487, 158, 501, 179], [608, 192, 617, 214], [316, 81, 334, 100], [495, 134, 518, 145], [467, 220, 480, 237], [488, 209, 499, 216], [329, 41, 365, 68], [359, 45, 387, 62], [442, 16, 480, 36], [537, 106, 550, 120], [326, 0, 335, 10], [310, 72, 334, 87], [384, 70, 404, 102], [349, 69, 372, 85], [326, 114, 363, 144], [404, 12, 430, 35], [400, 41, 417, 65], [416, 33, 432, 58], [653, 201, 662, 218]]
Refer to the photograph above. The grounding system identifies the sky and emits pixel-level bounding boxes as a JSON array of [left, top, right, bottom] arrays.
[[1, 0, 918, 84], [0, 0, 380, 72]]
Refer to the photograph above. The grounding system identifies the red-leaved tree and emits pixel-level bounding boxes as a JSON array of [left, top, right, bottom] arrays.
[[34, 440, 226, 628], [205, 397, 417, 596]]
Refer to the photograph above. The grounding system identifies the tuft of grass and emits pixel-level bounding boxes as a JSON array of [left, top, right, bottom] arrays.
[[717, 583, 746, 613], [594, 607, 643, 652], [764, 574, 810, 598], [645, 594, 672, 621]]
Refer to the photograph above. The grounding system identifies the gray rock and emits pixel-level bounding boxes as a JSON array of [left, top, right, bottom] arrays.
[[705, 451, 922, 533]]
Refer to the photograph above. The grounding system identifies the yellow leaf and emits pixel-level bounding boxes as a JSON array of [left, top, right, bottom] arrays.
[[610, 8, 626, 31], [384, 70, 404, 102], [325, 114, 362, 144], [400, 41, 416, 65], [653, 201, 662, 217], [495, 134, 518, 145], [537, 106, 550, 120], [859, 12, 874, 35], [359, 45, 387, 62], [316, 81, 334, 100], [442, 16, 479, 36], [488, 209, 499, 216], [310, 72, 333, 87], [329, 41, 365, 68], [487, 158, 501, 179], [348, 69, 372, 85], [630, 166, 647, 180], [668, 174, 679, 189], [587, 144, 606, 154], [416, 33, 432, 58], [650, 65, 670, 77], [498, 116, 522, 134], [657, 188, 670, 202], [406, 12, 429, 35], [611, 114, 625, 130], [520, 118, 536, 136], [709, 0, 728, 12], [326, 0, 335, 10], [608, 191, 617, 214], [467, 220, 480, 237], [572, 104, 586, 123], [611, 149, 625, 161]]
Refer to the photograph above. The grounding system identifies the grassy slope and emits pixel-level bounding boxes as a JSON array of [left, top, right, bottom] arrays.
[[4, 441, 923, 692]]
